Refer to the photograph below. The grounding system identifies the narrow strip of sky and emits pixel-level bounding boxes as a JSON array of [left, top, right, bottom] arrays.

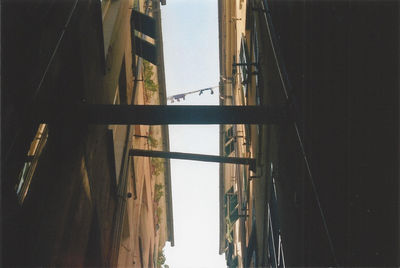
[[161, 1, 226, 268]]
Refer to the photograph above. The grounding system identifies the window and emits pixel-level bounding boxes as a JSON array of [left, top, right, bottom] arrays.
[[239, 36, 250, 96], [138, 237, 144, 268], [242, 165, 248, 203], [245, 124, 251, 151], [225, 141, 235, 156], [266, 163, 286, 267], [224, 126, 235, 156], [251, 26, 261, 105], [15, 124, 48, 204], [224, 187, 240, 224], [101, 0, 122, 57], [108, 69, 129, 186], [267, 205, 277, 267], [225, 126, 234, 143], [231, 256, 239, 268]]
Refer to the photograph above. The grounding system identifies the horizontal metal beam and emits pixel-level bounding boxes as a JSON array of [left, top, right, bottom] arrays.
[[36, 104, 289, 125], [129, 149, 256, 171]]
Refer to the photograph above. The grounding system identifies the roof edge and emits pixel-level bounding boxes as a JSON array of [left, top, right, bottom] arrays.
[[153, 0, 175, 247]]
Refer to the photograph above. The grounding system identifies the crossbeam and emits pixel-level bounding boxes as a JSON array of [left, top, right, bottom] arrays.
[[37, 105, 289, 125], [129, 149, 256, 171]]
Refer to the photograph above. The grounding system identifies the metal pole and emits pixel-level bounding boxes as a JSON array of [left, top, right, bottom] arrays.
[[36, 104, 289, 125], [129, 149, 256, 171]]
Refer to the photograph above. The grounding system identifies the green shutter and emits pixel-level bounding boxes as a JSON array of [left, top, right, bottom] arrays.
[[229, 193, 238, 211], [224, 193, 228, 217], [230, 206, 239, 223], [232, 256, 239, 268], [225, 126, 234, 144], [225, 141, 235, 156], [224, 127, 235, 156], [224, 187, 234, 218], [225, 187, 239, 224]]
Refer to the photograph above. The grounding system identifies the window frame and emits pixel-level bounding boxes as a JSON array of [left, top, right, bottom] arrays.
[[15, 124, 48, 204]]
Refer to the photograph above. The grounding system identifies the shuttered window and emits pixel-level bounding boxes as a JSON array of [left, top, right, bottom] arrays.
[[224, 187, 239, 224], [239, 36, 250, 98], [224, 126, 235, 156]]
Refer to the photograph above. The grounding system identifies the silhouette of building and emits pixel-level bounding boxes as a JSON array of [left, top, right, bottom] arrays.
[[219, 0, 399, 267]]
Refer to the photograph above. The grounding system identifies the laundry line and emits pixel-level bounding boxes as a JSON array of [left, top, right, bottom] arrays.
[[167, 85, 220, 103]]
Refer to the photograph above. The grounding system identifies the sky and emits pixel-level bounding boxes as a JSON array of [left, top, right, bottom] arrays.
[[161, 1, 226, 267]]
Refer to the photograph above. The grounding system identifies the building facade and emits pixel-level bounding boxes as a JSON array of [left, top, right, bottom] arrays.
[[219, 1, 275, 267], [2, 0, 173, 267]]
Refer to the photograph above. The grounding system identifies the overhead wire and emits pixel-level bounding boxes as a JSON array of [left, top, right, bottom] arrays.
[[260, 0, 339, 266], [33, 0, 79, 100]]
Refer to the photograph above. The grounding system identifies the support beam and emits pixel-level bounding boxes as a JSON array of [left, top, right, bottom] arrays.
[[36, 105, 289, 125], [129, 149, 256, 171]]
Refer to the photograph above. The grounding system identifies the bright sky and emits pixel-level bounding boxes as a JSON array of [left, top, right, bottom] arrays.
[[161, 1, 226, 267]]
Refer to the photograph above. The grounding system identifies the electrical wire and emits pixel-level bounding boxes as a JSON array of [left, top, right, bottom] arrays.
[[260, 0, 339, 266], [33, 0, 79, 100]]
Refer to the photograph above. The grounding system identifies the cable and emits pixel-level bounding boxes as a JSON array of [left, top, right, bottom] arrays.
[[33, 0, 79, 100], [260, 0, 339, 266]]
